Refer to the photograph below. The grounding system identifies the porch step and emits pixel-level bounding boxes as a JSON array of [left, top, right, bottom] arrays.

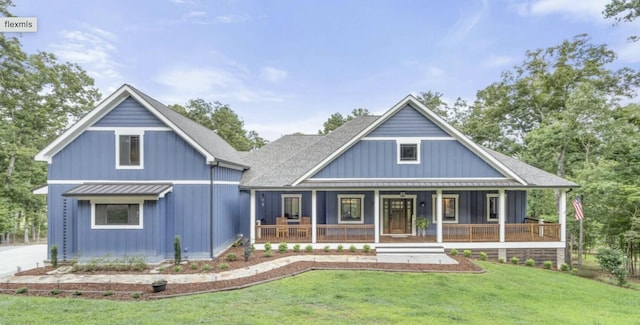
[[375, 244, 445, 255], [375, 244, 456, 264]]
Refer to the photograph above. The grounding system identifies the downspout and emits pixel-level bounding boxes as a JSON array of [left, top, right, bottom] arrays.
[[210, 161, 219, 259]]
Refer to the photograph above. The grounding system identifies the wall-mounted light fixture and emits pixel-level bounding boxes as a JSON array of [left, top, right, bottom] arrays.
[[400, 191, 406, 197], [420, 201, 425, 207]]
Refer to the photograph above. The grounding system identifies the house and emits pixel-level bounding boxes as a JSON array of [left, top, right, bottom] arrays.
[[35, 84, 577, 266]]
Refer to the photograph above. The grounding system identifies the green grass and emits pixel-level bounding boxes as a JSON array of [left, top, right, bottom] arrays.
[[1, 261, 639, 324]]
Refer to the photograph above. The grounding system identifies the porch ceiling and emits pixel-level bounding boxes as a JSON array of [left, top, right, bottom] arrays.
[[295, 178, 525, 189]]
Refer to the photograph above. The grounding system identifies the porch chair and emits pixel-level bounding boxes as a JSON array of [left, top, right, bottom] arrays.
[[276, 217, 289, 238], [298, 216, 311, 239]]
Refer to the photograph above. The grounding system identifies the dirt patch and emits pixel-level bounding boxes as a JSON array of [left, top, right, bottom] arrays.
[[4, 247, 483, 300]]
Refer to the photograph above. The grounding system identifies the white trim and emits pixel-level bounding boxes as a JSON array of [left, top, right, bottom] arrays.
[[252, 242, 565, 250], [374, 190, 380, 243], [486, 193, 499, 222], [396, 140, 420, 164], [90, 198, 144, 230], [87, 126, 172, 132], [47, 180, 239, 185], [311, 190, 317, 243], [291, 95, 527, 186], [281, 194, 302, 223], [436, 190, 443, 242], [363, 136, 455, 141], [32, 185, 48, 195], [379, 194, 417, 236], [337, 194, 365, 224], [115, 130, 144, 170], [158, 187, 173, 198], [250, 190, 256, 244], [499, 189, 506, 242], [307, 177, 510, 182], [559, 190, 567, 242], [431, 194, 459, 224]]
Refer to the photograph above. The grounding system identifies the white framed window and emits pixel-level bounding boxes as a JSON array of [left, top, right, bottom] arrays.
[[91, 198, 144, 229], [337, 194, 365, 224], [432, 194, 459, 223], [115, 130, 144, 169], [396, 139, 420, 164], [281, 194, 302, 223], [487, 194, 499, 222]]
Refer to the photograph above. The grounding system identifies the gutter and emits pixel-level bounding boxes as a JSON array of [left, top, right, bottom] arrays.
[[209, 161, 219, 259]]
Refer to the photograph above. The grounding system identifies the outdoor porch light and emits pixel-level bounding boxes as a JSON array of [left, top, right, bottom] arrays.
[[400, 191, 405, 197]]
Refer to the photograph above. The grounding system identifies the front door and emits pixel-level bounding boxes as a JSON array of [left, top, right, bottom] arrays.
[[382, 198, 414, 235]]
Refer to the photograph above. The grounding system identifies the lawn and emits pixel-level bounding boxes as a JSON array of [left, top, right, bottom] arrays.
[[1, 261, 639, 324]]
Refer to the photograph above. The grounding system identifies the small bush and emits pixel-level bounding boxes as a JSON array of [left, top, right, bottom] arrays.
[[560, 263, 570, 271], [363, 244, 371, 253], [337, 244, 344, 252], [174, 236, 182, 265], [293, 244, 301, 252], [525, 258, 535, 267], [15, 287, 27, 294], [73, 291, 82, 296], [103, 291, 113, 296], [543, 261, 553, 269], [323, 245, 330, 252], [226, 253, 237, 262], [278, 242, 288, 253], [50, 244, 58, 268], [349, 245, 357, 252], [250, 244, 256, 252], [498, 257, 505, 263], [173, 265, 182, 273], [305, 245, 313, 252], [510, 257, 519, 265], [479, 252, 487, 261], [157, 266, 166, 272], [264, 242, 272, 251], [218, 263, 228, 270], [50, 289, 61, 295], [263, 250, 273, 257], [463, 250, 472, 258], [596, 247, 628, 286], [131, 292, 141, 299], [190, 262, 198, 270], [201, 264, 211, 272]]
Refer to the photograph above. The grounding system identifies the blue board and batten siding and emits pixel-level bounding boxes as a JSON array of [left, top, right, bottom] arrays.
[[93, 97, 165, 127], [368, 105, 450, 137]]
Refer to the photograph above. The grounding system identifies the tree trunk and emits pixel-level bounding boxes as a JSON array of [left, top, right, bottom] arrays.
[[22, 212, 29, 244], [4, 154, 15, 189]]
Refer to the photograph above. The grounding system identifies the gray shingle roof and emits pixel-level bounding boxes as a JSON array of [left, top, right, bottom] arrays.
[[127, 85, 248, 169], [63, 183, 172, 197], [484, 148, 578, 188]]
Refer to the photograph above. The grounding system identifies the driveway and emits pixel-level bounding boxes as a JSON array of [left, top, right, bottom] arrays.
[[0, 244, 47, 278]]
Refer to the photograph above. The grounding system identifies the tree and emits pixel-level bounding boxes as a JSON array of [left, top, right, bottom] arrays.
[[0, 1, 101, 242], [415, 91, 468, 127], [319, 108, 372, 134], [604, 0, 640, 40], [169, 99, 267, 151]]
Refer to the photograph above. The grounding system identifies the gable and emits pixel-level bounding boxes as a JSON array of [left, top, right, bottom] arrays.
[[367, 104, 449, 137], [93, 97, 166, 127]]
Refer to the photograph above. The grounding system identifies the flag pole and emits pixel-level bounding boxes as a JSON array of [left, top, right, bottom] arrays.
[[578, 196, 583, 269]]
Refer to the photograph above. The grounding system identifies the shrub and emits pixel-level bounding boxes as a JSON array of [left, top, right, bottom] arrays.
[[323, 245, 330, 252], [174, 236, 182, 265], [305, 245, 313, 252], [157, 266, 166, 272], [218, 263, 228, 270], [293, 244, 301, 252], [363, 244, 371, 253], [131, 292, 141, 299], [173, 265, 182, 273], [250, 244, 256, 252], [543, 261, 553, 269], [73, 290, 82, 296], [525, 258, 535, 267], [15, 287, 27, 294], [50, 244, 58, 268], [103, 290, 113, 296], [479, 252, 487, 261], [337, 244, 344, 252], [510, 257, 519, 265], [278, 242, 288, 253], [560, 263, 570, 271], [349, 245, 357, 252], [226, 253, 237, 262], [263, 250, 273, 257], [264, 242, 272, 252], [463, 250, 472, 258], [450, 248, 458, 256], [50, 289, 61, 295], [190, 262, 198, 270], [596, 247, 628, 286], [498, 257, 505, 263], [201, 264, 211, 272]]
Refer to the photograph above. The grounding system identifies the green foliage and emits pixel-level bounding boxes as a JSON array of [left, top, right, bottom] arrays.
[[131, 292, 141, 299], [498, 258, 505, 263], [50, 289, 61, 295], [561, 263, 570, 271], [604, 0, 640, 41], [543, 261, 553, 269], [174, 236, 182, 265], [50, 245, 58, 268], [596, 247, 628, 286], [190, 263, 198, 270], [525, 259, 535, 267], [337, 244, 344, 252], [463, 250, 472, 258], [250, 244, 256, 252], [278, 242, 288, 253], [318, 109, 372, 134], [305, 245, 313, 252], [510, 257, 519, 265], [293, 244, 301, 253], [218, 263, 228, 270], [102, 291, 113, 297], [225, 253, 237, 262], [173, 265, 182, 273], [349, 245, 357, 252], [15, 287, 27, 294], [450, 248, 458, 256], [263, 250, 273, 257], [363, 244, 371, 253], [323, 245, 330, 252], [69, 255, 147, 272], [73, 290, 82, 296], [479, 252, 488, 261], [201, 264, 211, 272], [264, 242, 272, 252]]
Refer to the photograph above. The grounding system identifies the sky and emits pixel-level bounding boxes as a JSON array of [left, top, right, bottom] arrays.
[[9, 0, 640, 141]]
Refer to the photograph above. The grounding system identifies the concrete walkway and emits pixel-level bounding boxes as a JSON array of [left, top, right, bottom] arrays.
[[2, 255, 379, 285], [0, 244, 47, 278]]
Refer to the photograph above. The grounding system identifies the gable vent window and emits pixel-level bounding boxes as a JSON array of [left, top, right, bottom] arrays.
[[397, 140, 420, 164], [115, 130, 144, 169]]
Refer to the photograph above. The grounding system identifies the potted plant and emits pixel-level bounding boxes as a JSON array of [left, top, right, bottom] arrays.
[[416, 216, 429, 237], [151, 279, 167, 292]]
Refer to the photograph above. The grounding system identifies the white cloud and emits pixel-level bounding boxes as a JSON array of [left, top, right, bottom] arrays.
[[246, 114, 326, 141], [260, 67, 288, 83], [51, 27, 123, 93], [186, 11, 207, 18], [483, 55, 517, 68], [443, 0, 488, 46], [215, 15, 250, 24], [517, 0, 609, 22], [616, 41, 640, 63]]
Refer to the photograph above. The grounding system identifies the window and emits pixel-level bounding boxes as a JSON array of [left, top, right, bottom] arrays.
[[91, 200, 143, 229], [397, 140, 420, 164], [281, 194, 302, 222], [432, 194, 459, 223], [115, 130, 144, 169], [487, 194, 499, 222], [337, 194, 365, 224]]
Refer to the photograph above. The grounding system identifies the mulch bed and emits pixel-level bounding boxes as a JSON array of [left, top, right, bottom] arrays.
[[2, 246, 483, 301]]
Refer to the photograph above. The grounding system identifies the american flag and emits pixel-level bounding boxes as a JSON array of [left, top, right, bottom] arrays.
[[573, 197, 584, 221]]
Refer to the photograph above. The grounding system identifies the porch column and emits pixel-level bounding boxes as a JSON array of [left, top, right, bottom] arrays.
[[311, 190, 317, 244], [499, 189, 506, 243], [559, 190, 567, 242], [374, 190, 380, 243], [250, 189, 256, 244], [436, 190, 443, 243]]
